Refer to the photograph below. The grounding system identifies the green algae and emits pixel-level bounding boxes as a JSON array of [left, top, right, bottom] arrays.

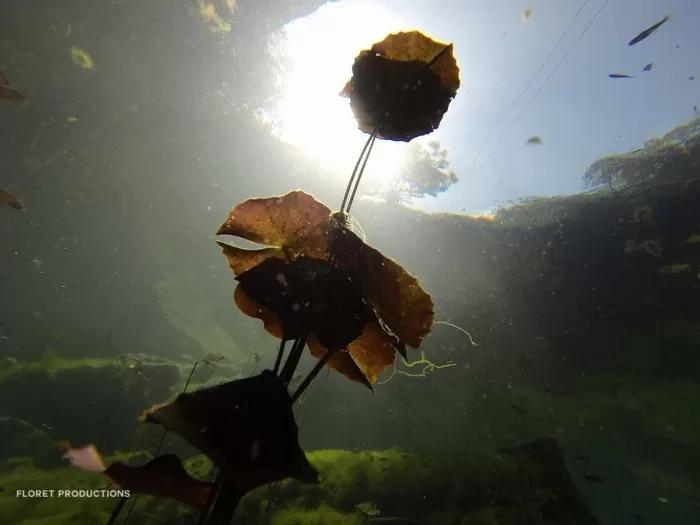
[[0, 463, 110, 525], [0, 349, 116, 386], [0, 442, 597, 525]]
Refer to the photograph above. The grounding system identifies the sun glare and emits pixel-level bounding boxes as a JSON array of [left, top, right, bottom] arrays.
[[271, 0, 415, 185]]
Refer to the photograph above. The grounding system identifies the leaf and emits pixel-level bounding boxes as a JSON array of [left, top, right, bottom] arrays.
[[307, 334, 374, 388], [235, 256, 368, 350], [340, 31, 460, 142], [217, 190, 332, 267], [216, 191, 434, 386], [344, 320, 399, 383], [140, 371, 319, 491], [331, 226, 435, 349], [233, 285, 284, 339], [370, 31, 460, 92]]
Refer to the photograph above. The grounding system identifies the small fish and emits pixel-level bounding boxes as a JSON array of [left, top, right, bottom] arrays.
[[40, 423, 54, 432], [510, 403, 526, 415], [0, 71, 27, 104], [0, 190, 25, 211], [526, 136, 543, 145], [584, 474, 603, 483], [631, 513, 644, 523], [575, 455, 591, 462], [689, 76, 695, 81], [609, 73, 634, 79], [642, 63, 654, 72], [543, 386, 574, 397], [629, 15, 670, 46]]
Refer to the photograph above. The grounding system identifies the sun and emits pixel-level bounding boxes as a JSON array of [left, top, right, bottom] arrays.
[[270, 0, 414, 185]]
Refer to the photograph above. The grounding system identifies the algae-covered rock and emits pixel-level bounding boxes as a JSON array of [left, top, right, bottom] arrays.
[[0, 352, 184, 453], [234, 442, 597, 525]]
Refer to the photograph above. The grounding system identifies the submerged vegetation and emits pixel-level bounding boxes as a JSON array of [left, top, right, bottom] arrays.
[[1, 0, 700, 521], [0, 442, 598, 525]]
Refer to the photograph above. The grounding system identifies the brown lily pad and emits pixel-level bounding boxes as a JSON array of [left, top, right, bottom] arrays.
[[216, 191, 434, 385], [340, 31, 460, 142], [330, 225, 435, 349]]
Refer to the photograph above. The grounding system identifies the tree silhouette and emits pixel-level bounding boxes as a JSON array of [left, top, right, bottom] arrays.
[[583, 116, 700, 190], [383, 140, 459, 203]]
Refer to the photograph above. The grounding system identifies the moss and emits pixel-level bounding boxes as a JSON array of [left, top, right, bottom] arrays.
[[235, 443, 595, 525], [0, 441, 598, 525], [658, 263, 692, 274], [0, 350, 115, 386], [0, 459, 200, 525], [0, 457, 34, 472], [0, 463, 110, 525]]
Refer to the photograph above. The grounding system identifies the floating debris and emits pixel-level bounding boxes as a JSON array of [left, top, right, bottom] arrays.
[[510, 403, 526, 415], [629, 15, 670, 46], [198, 0, 231, 33], [526, 135, 543, 145], [523, 7, 533, 22], [0, 190, 25, 211], [0, 71, 27, 104], [70, 47, 95, 70]]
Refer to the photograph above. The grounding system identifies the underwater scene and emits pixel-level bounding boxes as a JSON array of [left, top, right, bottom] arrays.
[[1, 0, 699, 524]]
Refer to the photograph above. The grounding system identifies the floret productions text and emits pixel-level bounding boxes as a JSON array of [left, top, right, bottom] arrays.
[[15, 489, 130, 498]]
